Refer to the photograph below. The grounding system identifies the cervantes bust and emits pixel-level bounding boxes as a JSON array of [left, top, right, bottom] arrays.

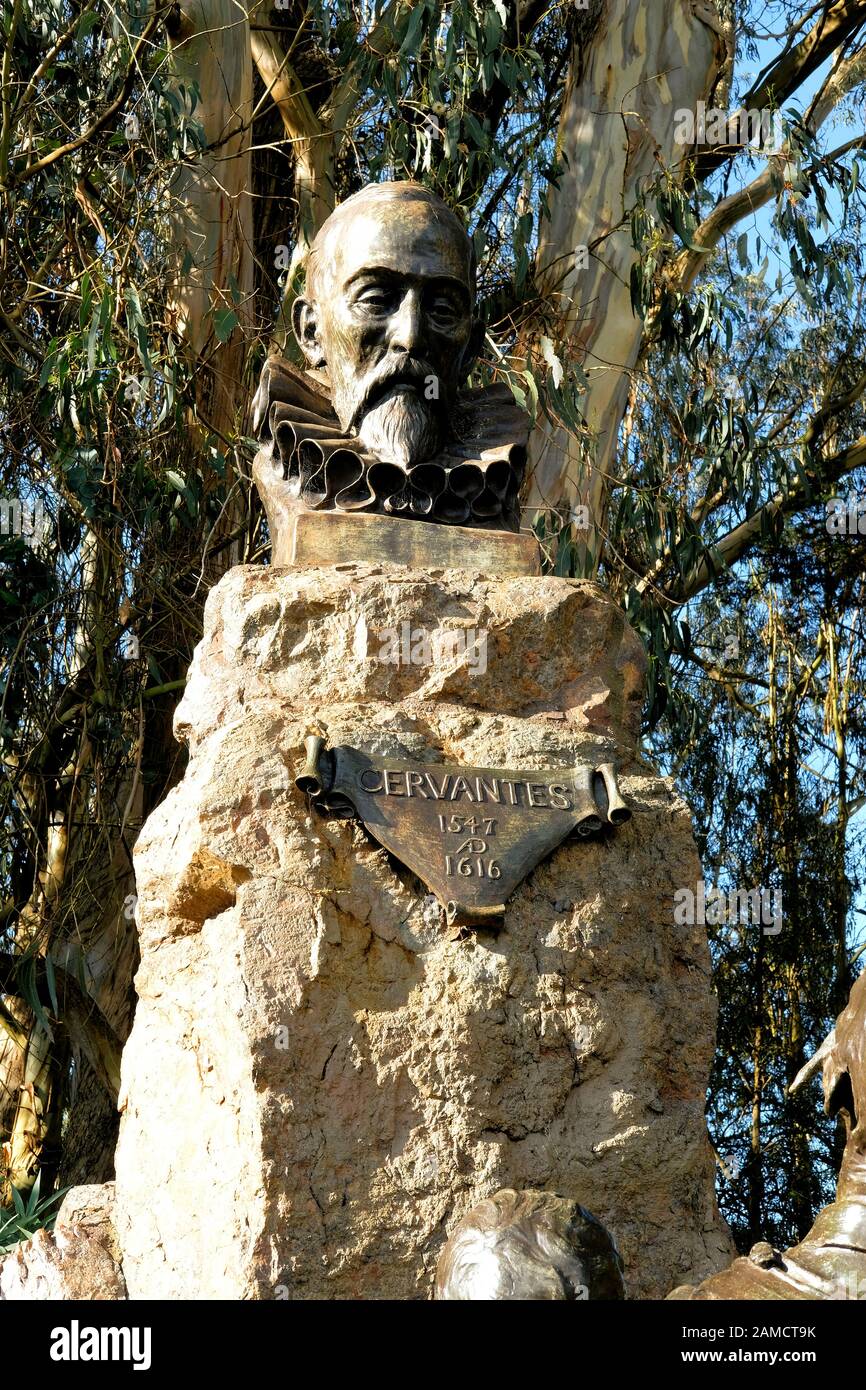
[[252, 181, 530, 552]]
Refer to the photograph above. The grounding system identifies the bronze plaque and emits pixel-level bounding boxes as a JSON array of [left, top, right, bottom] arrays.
[[296, 737, 630, 929]]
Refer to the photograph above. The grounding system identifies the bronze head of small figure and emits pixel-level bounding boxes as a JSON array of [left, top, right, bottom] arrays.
[[252, 181, 529, 542], [434, 1189, 626, 1301]]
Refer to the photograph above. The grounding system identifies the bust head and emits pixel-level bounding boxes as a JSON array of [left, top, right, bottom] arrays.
[[292, 181, 483, 468]]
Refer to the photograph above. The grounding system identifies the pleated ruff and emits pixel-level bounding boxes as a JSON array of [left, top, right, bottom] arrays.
[[252, 358, 529, 532]]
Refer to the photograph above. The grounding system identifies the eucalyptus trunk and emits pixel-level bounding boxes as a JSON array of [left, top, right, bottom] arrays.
[[527, 0, 728, 565], [166, 0, 255, 446]]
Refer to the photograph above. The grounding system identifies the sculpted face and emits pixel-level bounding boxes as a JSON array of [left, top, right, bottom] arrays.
[[292, 190, 481, 467]]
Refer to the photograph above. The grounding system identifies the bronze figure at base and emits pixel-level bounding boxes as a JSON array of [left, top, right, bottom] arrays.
[[669, 968, 866, 1300]]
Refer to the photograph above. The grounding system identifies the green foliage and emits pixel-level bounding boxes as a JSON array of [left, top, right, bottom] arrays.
[[0, 0, 262, 1198], [315, 0, 548, 204], [0, 1173, 68, 1253], [613, 130, 866, 726]]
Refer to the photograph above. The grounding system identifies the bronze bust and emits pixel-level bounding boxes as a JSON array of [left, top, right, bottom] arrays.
[[252, 181, 529, 534]]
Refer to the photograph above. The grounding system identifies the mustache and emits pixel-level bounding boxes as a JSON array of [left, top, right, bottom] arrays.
[[356, 354, 437, 421]]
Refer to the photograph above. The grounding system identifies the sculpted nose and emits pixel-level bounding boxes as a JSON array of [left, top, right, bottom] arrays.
[[387, 289, 422, 354]]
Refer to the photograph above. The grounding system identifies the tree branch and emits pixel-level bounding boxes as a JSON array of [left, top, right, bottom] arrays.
[[669, 28, 866, 298], [250, 26, 323, 145], [690, 0, 866, 184], [669, 134, 866, 295], [250, 25, 334, 265], [7, 10, 165, 185], [665, 435, 866, 604]]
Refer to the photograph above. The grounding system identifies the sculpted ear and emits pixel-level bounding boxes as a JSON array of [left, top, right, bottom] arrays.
[[292, 297, 326, 369]]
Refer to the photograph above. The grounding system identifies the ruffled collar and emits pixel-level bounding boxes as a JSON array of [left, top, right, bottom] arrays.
[[252, 357, 528, 531]]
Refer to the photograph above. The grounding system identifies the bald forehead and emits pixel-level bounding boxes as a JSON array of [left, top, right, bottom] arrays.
[[310, 200, 474, 300]]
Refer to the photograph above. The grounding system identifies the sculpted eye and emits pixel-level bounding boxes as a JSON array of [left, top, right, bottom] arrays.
[[428, 293, 463, 323], [355, 285, 393, 311]]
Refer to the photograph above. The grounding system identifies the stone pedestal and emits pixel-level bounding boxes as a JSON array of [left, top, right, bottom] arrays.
[[113, 563, 734, 1299]]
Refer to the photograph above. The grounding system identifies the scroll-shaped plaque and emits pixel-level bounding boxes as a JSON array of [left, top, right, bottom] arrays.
[[296, 736, 630, 930]]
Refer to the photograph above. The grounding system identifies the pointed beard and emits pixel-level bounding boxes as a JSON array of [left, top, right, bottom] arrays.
[[357, 388, 442, 468]]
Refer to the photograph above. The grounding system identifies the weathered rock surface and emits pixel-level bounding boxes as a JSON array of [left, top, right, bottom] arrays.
[[114, 564, 733, 1299], [0, 1183, 125, 1300]]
